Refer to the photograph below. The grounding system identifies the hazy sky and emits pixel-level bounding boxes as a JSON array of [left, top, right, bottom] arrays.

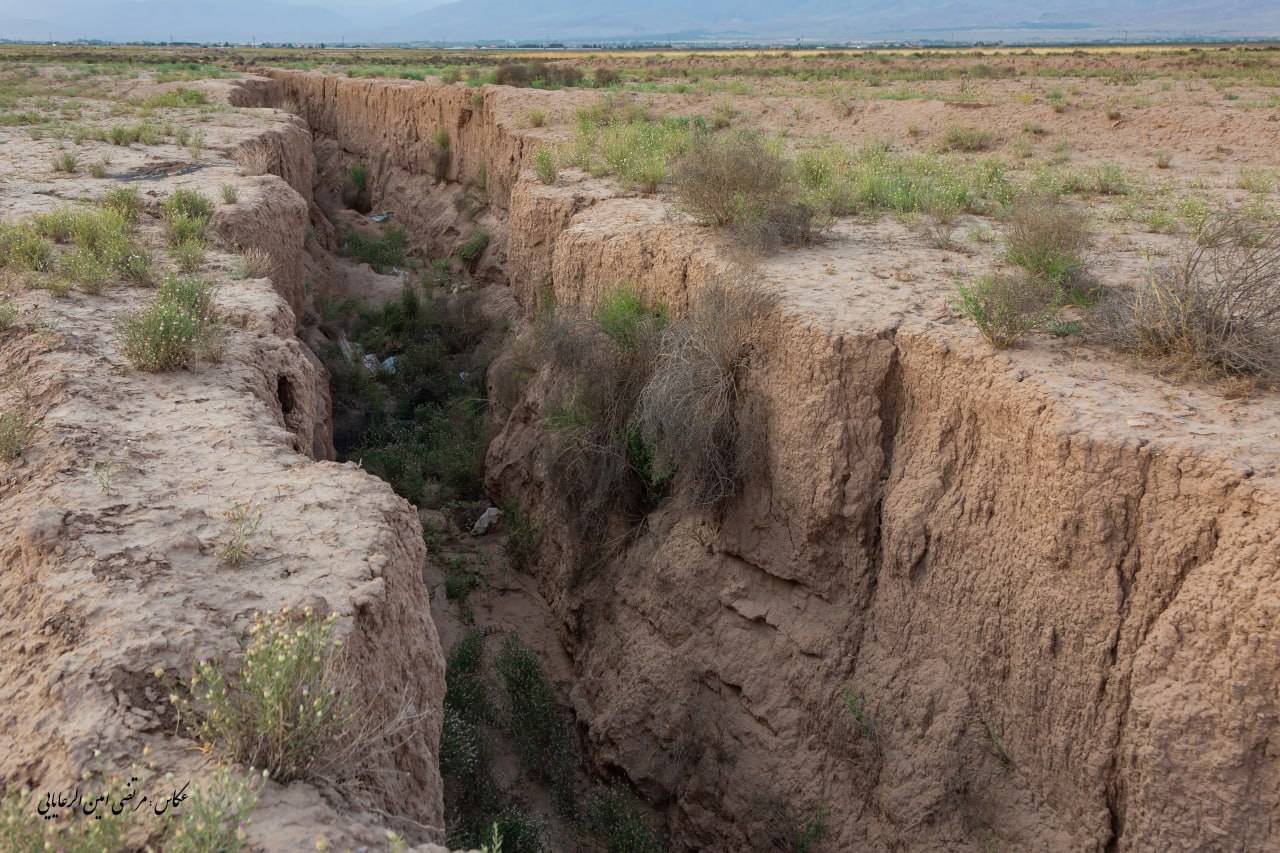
[[3, 0, 1278, 43]]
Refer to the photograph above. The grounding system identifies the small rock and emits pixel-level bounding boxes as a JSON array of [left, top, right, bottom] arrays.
[[470, 506, 502, 536], [1126, 418, 1152, 428], [361, 353, 379, 373], [418, 508, 448, 532]]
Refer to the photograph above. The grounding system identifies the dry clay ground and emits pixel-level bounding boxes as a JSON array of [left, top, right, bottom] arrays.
[[478, 56, 1280, 474]]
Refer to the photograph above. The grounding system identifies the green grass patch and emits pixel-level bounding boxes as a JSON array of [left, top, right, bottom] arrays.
[[341, 227, 407, 273]]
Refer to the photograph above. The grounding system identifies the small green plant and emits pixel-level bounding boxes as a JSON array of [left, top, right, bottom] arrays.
[[983, 718, 1014, 768], [1048, 319, 1083, 337], [1004, 197, 1090, 289], [0, 301, 15, 331], [141, 87, 210, 108], [434, 128, 451, 150], [457, 230, 490, 268], [165, 767, 261, 853], [117, 275, 219, 371], [1237, 168, 1276, 195], [341, 227, 407, 273], [1155, 150, 1172, 169], [0, 409, 36, 462], [0, 222, 54, 272], [186, 129, 206, 159], [51, 150, 78, 173], [595, 286, 666, 351], [955, 273, 1053, 349], [42, 203, 150, 284], [165, 211, 207, 247], [188, 608, 349, 782], [221, 183, 239, 204], [101, 186, 143, 223], [59, 247, 111, 293], [480, 824, 505, 853], [527, 109, 547, 128], [172, 238, 205, 273], [533, 148, 557, 185], [219, 501, 264, 566], [91, 459, 119, 495], [841, 686, 877, 740], [1091, 162, 1129, 196], [349, 162, 369, 193], [89, 159, 109, 178], [163, 188, 214, 223]]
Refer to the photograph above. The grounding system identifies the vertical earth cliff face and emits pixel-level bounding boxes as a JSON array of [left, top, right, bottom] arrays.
[[261, 71, 1279, 852], [0, 93, 447, 850]]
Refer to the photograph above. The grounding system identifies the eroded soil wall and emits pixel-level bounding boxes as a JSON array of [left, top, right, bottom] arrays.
[[266, 70, 1280, 853]]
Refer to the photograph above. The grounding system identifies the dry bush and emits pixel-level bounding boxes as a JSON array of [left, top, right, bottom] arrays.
[[673, 130, 821, 251], [534, 289, 666, 536], [234, 144, 273, 177], [1004, 196, 1090, 289], [941, 125, 997, 152], [638, 277, 777, 505], [495, 61, 583, 88], [1101, 213, 1280, 381], [233, 247, 274, 279]]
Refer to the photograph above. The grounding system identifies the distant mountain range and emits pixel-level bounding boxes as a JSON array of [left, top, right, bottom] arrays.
[[2, 0, 1279, 44]]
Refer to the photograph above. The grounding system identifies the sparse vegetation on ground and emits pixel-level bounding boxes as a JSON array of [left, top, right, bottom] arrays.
[[795, 142, 1014, 219]]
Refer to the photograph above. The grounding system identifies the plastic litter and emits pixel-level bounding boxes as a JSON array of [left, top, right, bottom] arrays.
[[470, 507, 503, 536]]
